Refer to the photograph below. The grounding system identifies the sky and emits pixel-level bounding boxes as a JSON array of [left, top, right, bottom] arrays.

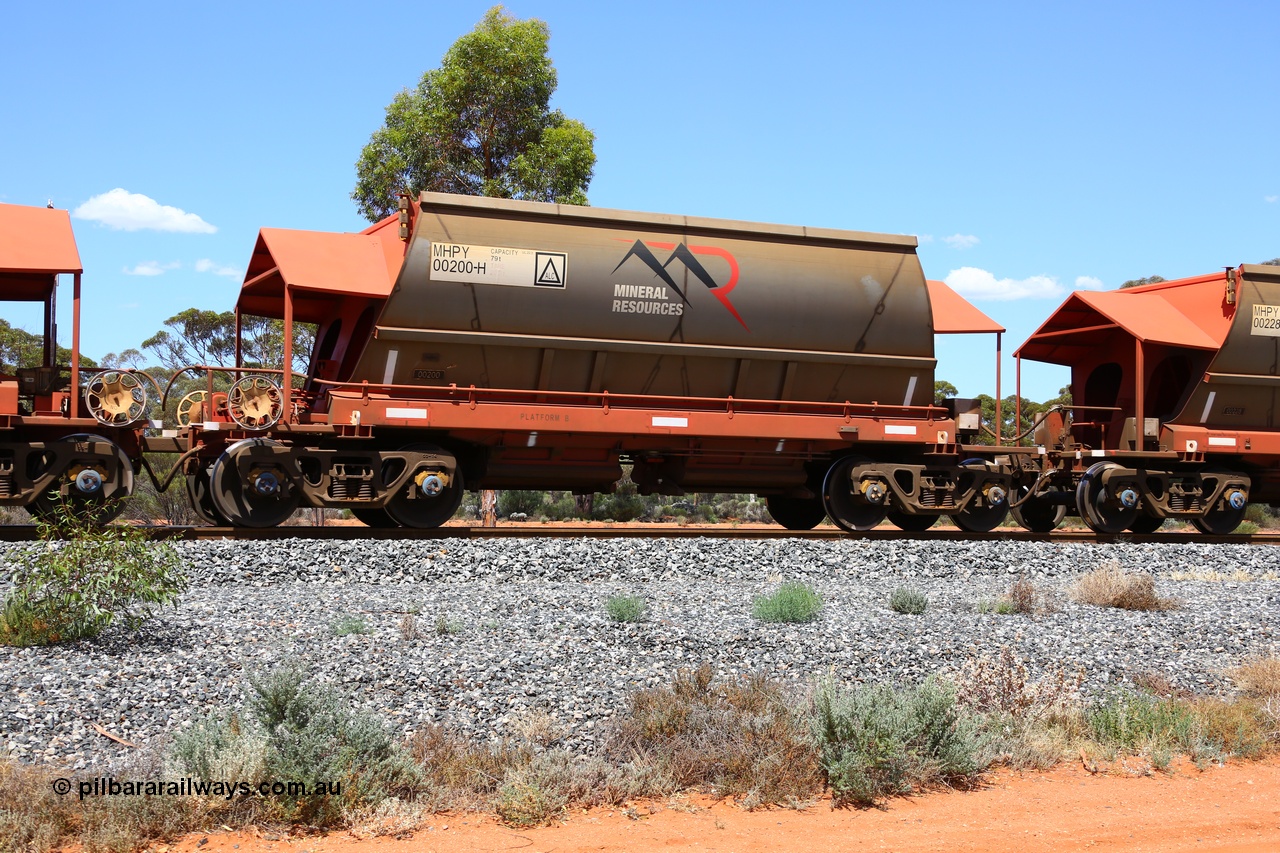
[[2, 0, 1277, 401]]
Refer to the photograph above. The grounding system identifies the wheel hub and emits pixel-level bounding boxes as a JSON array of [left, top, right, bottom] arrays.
[[252, 470, 280, 496], [415, 470, 448, 497], [1226, 489, 1247, 510], [1117, 487, 1139, 509], [74, 468, 104, 495], [859, 479, 886, 504]]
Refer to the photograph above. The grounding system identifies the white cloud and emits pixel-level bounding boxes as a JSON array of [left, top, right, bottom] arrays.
[[123, 260, 180, 277], [1074, 275, 1106, 291], [944, 266, 1065, 301], [1267, 195, 1278, 203], [195, 258, 242, 278], [74, 188, 216, 233], [917, 234, 934, 244], [943, 234, 980, 250]]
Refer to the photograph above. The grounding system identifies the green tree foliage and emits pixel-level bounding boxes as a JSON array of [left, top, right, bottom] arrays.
[[933, 380, 958, 406], [0, 319, 95, 373], [1119, 275, 1166, 289], [1262, 258, 1280, 266], [352, 6, 596, 221], [139, 309, 314, 374]]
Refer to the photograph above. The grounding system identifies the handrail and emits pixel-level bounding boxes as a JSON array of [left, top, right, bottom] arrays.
[[983, 403, 1122, 444], [160, 364, 308, 410], [309, 377, 953, 420]]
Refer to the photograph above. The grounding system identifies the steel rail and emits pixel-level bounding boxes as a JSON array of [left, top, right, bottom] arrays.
[[2, 524, 1279, 545]]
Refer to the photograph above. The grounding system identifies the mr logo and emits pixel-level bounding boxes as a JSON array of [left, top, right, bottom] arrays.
[[612, 240, 747, 329]]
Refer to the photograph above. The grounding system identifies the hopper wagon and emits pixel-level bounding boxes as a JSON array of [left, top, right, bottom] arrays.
[[1011, 265, 1280, 533], [165, 193, 1011, 531], [0, 202, 148, 521]]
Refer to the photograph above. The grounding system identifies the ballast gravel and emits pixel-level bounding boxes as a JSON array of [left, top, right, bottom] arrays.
[[1, 536, 1278, 770]]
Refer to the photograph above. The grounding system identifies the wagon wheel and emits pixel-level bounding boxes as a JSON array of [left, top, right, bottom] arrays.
[[384, 444, 464, 529], [350, 507, 399, 528], [951, 460, 1009, 532], [209, 438, 300, 528], [1075, 462, 1139, 534], [1009, 487, 1066, 533], [765, 495, 826, 530], [821, 456, 887, 532], [83, 371, 148, 426], [1127, 513, 1165, 534], [176, 391, 209, 428], [185, 463, 228, 526], [1192, 469, 1249, 535], [886, 510, 937, 532], [227, 376, 284, 430], [28, 434, 134, 524]]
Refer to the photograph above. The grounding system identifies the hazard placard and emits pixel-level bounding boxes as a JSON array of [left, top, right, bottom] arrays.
[[534, 252, 566, 287], [429, 242, 567, 289]]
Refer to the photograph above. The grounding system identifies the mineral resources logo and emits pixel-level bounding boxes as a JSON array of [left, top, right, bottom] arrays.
[[611, 240, 747, 329]]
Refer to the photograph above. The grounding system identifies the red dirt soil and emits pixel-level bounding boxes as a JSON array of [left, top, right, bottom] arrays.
[[164, 758, 1280, 853]]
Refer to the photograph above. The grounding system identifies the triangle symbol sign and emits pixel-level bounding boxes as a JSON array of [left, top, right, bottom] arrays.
[[537, 257, 562, 284]]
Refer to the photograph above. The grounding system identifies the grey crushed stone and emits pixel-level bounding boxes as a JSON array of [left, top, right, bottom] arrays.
[[0, 537, 1277, 770]]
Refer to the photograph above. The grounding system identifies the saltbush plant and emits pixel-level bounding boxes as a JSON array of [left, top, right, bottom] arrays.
[[752, 581, 822, 623], [0, 499, 187, 645], [606, 594, 647, 623], [171, 664, 419, 826], [889, 587, 928, 615], [812, 677, 981, 806], [332, 614, 370, 636]]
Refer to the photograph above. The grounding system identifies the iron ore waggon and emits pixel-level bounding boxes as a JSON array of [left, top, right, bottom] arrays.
[[1010, 265, 1280, 534], [3, 194, 1275, 536], [171, 193, 1010, 531], [0, 203, 143, 521]]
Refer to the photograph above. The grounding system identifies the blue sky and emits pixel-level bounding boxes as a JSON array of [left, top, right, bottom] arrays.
[[2, 1, 1277, 401]]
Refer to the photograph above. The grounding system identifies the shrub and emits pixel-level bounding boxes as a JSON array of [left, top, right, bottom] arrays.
[[495, 778, 567, 827], [812, 677, 982, 806], [1244, 503, 1275, 527], [979, 579, 1058, 616], [1072, 562, 1178, 611], [889, 587, 928, 615], [499, 490, 545, 518], [752, 582, 822, 623], [606, 664, 821, 806], [171, 664, 419, 826], [332, 614, 370, 636], [0, 499, 187, 645], [976, 598, 1016, 615], [606, 594, 647, 623], [434, 615, 463, 635], [1230, 656, 1280, 698], [1234, 520, 1260, 535], [954, 646, 1082, 721]]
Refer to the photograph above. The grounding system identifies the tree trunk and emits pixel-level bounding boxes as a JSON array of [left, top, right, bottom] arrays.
[[480, 489, 498, 527]]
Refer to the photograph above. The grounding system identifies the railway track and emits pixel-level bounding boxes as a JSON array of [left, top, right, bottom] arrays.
[[3, 523, 1280, 545]]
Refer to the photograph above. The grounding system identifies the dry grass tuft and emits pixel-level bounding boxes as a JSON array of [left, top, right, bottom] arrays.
[[1131, 670, 1191, 699], [409, 724, 532, 811], [1072, 562, 1179, 611], [605, 664, 821, 807], [1230, 656, 1280, 699]]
